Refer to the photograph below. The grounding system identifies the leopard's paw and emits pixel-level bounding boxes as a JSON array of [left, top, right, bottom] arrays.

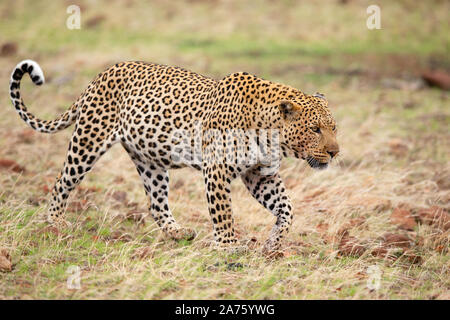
[[262, 248, 284, 260], [168, 227, 196, 241], [47, 214, 72, 229], [262, 240, 284, 260]]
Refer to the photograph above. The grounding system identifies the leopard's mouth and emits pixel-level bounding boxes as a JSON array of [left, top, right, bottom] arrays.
[[306, 156, 328, 170]]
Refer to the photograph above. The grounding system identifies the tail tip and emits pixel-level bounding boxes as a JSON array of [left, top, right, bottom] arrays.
[[11, 59, 45, 85]]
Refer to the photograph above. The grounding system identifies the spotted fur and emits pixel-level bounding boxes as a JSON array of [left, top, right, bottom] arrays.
[[9, 60, 339, 253]]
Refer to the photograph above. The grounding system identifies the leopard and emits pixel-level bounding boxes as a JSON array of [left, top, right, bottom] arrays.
[[9, 59, 339, 255]]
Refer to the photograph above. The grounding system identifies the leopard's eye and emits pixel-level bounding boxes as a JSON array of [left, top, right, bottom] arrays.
[[332, 125, 336, 131], [312, 126, 321, 134]]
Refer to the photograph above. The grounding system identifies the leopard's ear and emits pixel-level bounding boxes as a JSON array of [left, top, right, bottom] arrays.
[[313, 92, 328, 105], [278, 100, 300, 120]]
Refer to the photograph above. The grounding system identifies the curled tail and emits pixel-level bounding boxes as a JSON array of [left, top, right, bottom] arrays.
[[9, 60, 79, 133]]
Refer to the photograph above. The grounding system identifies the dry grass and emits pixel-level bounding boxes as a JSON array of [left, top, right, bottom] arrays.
[[0, 0, 449, 299]]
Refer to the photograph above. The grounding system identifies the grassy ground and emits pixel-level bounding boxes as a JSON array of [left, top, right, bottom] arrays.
[[0, 0, 449, 299]]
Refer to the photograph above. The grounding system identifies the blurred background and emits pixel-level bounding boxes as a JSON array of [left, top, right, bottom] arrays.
[[1, 0, 449, 88], [0, 0, 449, 299]]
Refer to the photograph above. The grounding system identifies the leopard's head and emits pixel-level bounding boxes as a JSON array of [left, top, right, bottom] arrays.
[[278, 92, 339, 169]]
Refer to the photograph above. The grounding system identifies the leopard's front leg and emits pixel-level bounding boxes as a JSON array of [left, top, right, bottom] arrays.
[[202, 164, 240, 248], [242, 169, 293, 255]]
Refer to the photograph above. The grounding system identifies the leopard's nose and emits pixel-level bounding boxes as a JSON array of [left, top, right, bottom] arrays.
[[327, 150, 339, 158]]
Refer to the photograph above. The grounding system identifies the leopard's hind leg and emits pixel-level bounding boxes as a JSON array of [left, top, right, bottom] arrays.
[[124, 150, 196, 241], [137, 165, 196, 241], [47, 123, 119, 227]]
